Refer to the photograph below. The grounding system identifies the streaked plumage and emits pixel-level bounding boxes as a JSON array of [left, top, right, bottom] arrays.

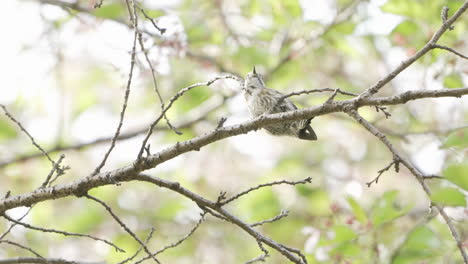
[[243, 67, 317, 140]]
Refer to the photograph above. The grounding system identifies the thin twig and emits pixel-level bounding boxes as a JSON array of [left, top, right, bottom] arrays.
[[0, 257, 102, 264], [91, 0, 139, 176], [135, 4, 166, 34], [84, 194, 159, 263], [251, 210, 289, 227], [0, 104, 56, 167], [245, 240, 269, 264], [374, 106, 392, 119], [0, 240, 45, 259], [41, 154, 66, 188], [220, 177, 312, 206], [282, 88, 358, 99], [423, 175, 444, 180], [441, 6, 454, 30], [116, 228, 155, 264], [136, 23, 181, 135], [134, 212, 206, 264], [360, 3, 468, 96], [0, 207, 32, 240], [0, 95, 226, 168], [1, 212, 124, 252], [366, 157, 400, 187], [324, 89, 339, 104], [431, 44, 468, 60], [347, 109, 468, 263], [135, 75, 241, 160]]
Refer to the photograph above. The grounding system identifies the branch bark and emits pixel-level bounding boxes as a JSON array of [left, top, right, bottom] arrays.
[[1, 87, 468, 213]]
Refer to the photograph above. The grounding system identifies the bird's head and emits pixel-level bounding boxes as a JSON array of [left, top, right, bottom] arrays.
[[244, 66, 266, 94]]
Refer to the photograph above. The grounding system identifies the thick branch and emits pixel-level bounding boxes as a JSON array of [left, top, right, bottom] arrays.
[[1, 87, 468, 213]]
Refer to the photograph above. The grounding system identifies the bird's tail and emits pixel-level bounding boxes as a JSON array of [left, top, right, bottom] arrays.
[[298, 119, 317, 141]]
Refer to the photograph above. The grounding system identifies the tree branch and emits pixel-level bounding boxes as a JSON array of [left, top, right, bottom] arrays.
[[360, 2, 468, 96], [1, 212, 125, 253], [0, 258, 102, 264], [91, 0, 138, 176], [0, 95, 225, 169], [346, 109, 468, 263], [1, 88, 468, 213], [84, 194, 158, 262]]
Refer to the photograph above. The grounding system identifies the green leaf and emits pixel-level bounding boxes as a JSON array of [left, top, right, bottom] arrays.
[[430, 187, 466, 207], [93, 3, 126, 19], [371, 191, 411, 227], [346, 196, 367, 223], [442, 164, 468, 191], [442, 129, 468, 148], [443, 73, 464, 88]]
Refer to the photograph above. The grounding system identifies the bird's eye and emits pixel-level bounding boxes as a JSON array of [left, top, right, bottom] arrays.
[[249, 85, 256, 89]]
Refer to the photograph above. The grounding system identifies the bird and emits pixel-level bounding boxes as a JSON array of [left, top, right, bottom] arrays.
[[243, 66, 317, 140]]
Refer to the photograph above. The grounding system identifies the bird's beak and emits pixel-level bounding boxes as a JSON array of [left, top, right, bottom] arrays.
[[253, 66, 257, 74]]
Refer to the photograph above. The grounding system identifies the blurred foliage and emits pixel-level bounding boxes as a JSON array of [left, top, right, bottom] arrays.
[[1, 0, 467, 263]]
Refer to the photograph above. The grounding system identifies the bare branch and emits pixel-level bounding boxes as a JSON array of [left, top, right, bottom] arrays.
[[135, 174, 307, 263], [0, 240, 45, 259], [431, 44, 468, 60], [245, 240, 269, 264], [84, 194, 159, 263], [91, 0, 139, 176], [347, 109, 468, 263], [360, 2, 468, 96], [134, 8, 181, 136], [135, 4, 166, 34], [134, 212, 206, 264], [0, 95, 225, 169], [0, 258, 102, 264], [2, 88, 468, 213], [41, 154, 67, 188], [220, 178, 312, 206], [135, 75, 241, 160], [441, 6, 454, 30], [0, 104, 56, 168], [0, 207, 32, 240], [1, 212, 124, 253], [1, 88, 468, 263], [423, 175, 444, 180], [283, 88, 358, 99], [117, 228, 155, 264], [324, 89, 339, 104], [251, 210, 289, 227], [366, 157, 400, 187]]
